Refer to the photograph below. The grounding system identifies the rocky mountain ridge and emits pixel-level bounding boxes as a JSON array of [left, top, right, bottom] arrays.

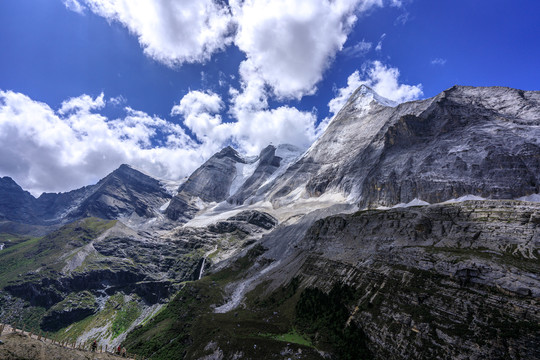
[[2, 85, 539, 229], [264, 85, 540, 208], [0, 164, 171, 226]]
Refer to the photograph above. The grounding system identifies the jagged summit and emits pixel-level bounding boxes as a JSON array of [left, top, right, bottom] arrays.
[[165, 143, 302, 221], [105, 163, 157, 185], [0, 176, 21, 188], [0, 176, 37, 224], [72, 163, 171, 220], [214, 146, 245, 162], [115, 163, 136, 173], [228, 144, 286, 205]]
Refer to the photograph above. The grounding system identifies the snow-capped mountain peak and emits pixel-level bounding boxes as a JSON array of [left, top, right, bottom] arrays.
[[349, 84, 398, 109]]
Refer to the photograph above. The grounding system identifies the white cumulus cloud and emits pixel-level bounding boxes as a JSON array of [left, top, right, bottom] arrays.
[[65, 0, 402, 107], [170, 89, 317, 157], [171, 90, 225, 142], [360, 60, 423, 103], [59, 92, 105, 114], [0, 90, 206, 195], [76, 0, 235, 65], [231, 0, 383, 100], [231, 105, 317, 156]]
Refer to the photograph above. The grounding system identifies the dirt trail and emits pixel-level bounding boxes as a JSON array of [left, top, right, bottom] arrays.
[[0, 331, 138, 360]]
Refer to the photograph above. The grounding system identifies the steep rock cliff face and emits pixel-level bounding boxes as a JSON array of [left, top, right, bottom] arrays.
[[166, 147, 249, 221], [266, 86, 540, 208], [276, 200, 540, 359], [227, 145, 282, 205], [165, 144, 302, 221]]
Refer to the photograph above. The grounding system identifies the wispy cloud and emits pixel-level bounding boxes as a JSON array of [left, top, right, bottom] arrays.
[[394, 11, 409, 25], [431, 58, 447, 66], [375, 33, 386, 51], [109, 95, 127, 106], [62, 0, 86, 14], [343, 40, 373, 58]]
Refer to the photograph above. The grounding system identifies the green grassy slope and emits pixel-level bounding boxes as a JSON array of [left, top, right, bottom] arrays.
[[0, 217, 116, 288]]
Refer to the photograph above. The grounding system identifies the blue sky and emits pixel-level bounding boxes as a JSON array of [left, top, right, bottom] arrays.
[[0, 0, 539, 195]]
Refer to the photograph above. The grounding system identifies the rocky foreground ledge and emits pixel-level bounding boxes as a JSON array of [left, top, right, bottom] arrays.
[[0, 331, 136, 360]]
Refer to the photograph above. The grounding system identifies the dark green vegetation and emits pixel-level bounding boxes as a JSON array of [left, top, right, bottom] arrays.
[[124, 246, 373, 360], [111, 299, 142, 339], [295, 284, 372, 360], [49, 293, 144, 344], [0, 232, 35, 250], [124, 245, 266, 359]]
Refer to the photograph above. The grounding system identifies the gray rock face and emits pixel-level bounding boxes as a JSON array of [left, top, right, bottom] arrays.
[[166, 146, 247, 221], [267, 85, 540, 208], [0, 177, 39, 224], [70, 164, 171, 220], [227, 210, 278, 230], [266, 200, 540, 359], [208, 210, 278, 234], [165, 144, 301, 220], [179, 146, 246, 203], [0, 208, 279, 334], [227, 145, 282, 205]]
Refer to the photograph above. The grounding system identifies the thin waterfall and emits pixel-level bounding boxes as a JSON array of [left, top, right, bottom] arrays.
[[198, 257, 206, 280]]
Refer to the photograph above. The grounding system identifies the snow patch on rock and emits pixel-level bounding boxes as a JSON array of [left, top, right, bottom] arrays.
[[159, 178, 186, 196], [517, 193, 540, 202], [259, 144, 303, 190], [159, 200, 171, 212], [230, 159, 260, 196], [392, 198, 430, 208], [443, 195, 486, 203], [214, 260, 282, 314]]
